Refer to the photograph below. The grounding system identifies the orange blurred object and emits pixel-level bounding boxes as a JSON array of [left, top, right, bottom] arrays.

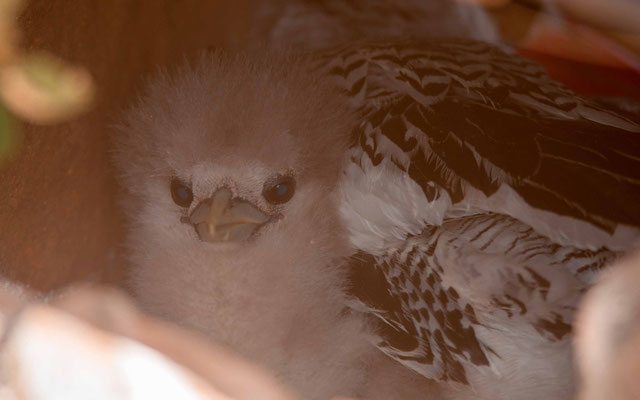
[[483, 0, 640, 98], [520, 49, 640, 99]]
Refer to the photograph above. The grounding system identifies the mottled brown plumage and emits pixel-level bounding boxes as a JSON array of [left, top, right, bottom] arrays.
[[251, 2, 640, 399]]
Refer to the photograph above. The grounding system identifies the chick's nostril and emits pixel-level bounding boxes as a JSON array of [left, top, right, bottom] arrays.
[[209, 188, 233, 219]]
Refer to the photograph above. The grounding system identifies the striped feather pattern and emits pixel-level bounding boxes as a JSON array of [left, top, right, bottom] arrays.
[[317, 39, 640, 386], [348, 213, 615, 384], [318, 39, 640, 232]]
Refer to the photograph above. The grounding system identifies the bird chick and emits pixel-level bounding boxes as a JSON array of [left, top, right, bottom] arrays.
[[113, 51, 380, 399]]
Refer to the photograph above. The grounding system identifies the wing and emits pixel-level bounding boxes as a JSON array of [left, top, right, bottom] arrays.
[[317, 39, 640, 385], [347, 213, 615, 385], [319, 38, 640, 253]]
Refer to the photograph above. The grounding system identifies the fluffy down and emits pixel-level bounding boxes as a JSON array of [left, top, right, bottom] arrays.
[[113, 50, 442, 400]]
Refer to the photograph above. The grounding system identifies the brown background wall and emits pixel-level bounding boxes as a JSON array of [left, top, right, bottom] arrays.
[[0, 0, 253, 291]]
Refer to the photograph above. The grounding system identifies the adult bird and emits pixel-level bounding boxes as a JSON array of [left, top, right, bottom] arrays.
[[252, 1, 640, 398]]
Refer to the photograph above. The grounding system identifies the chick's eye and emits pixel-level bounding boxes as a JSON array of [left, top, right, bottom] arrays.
[[263, 175, 296, 205], [170, 179, 193, 208]]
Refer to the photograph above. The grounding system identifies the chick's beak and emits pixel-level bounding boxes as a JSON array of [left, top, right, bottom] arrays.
[[186, 188, 270, 243]]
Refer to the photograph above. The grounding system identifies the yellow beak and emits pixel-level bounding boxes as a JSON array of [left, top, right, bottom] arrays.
[[187, 188, 270, 243]]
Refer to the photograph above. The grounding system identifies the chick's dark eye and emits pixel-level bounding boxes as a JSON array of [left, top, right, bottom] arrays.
[[263, 175, 296, 205], [170, 179, 193, 208]]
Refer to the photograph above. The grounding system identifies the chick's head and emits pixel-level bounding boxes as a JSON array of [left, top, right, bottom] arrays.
[[113, 50, 358, 354]]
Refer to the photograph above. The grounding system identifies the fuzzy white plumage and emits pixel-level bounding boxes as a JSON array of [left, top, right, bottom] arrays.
[[113, 52, 441, 400]]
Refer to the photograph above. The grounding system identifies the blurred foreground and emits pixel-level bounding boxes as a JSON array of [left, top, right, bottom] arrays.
[[0, 250, 639, 399], [0, 285, 299, 400]]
